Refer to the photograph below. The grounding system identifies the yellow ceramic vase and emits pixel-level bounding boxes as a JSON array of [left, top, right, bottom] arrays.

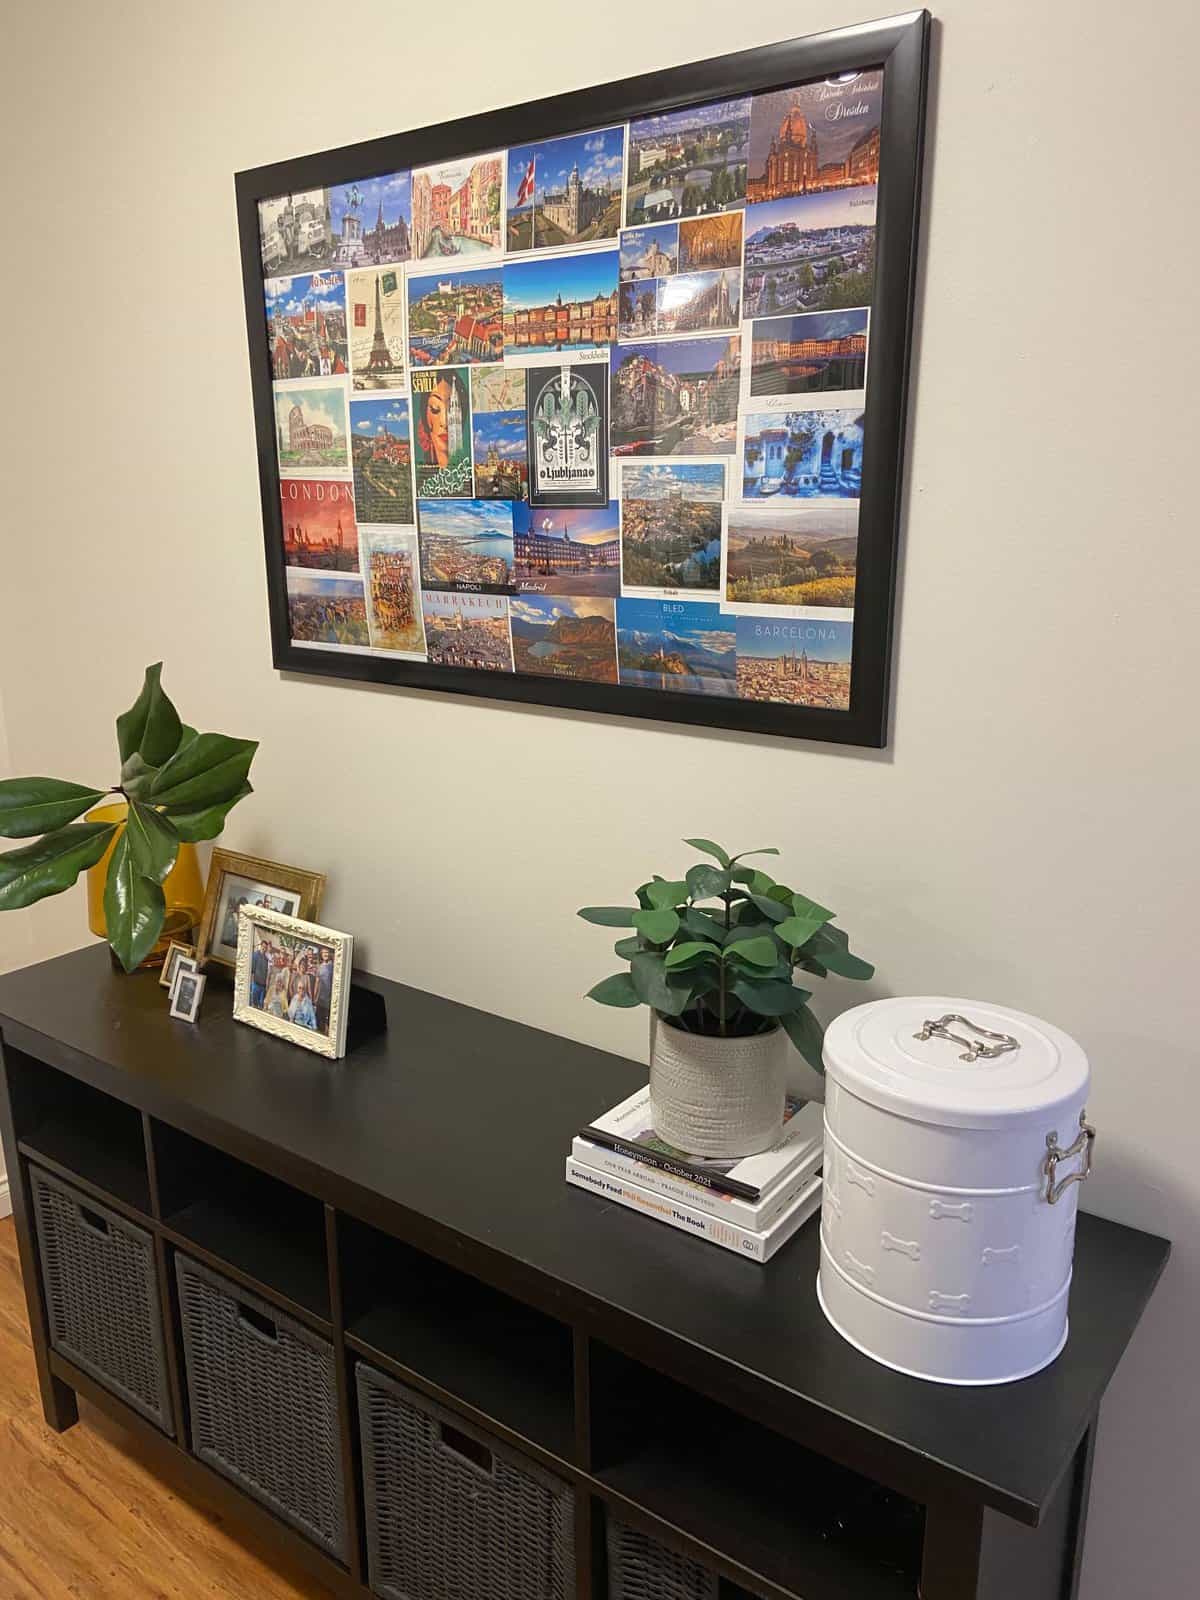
[[86, 802, 204, 969]]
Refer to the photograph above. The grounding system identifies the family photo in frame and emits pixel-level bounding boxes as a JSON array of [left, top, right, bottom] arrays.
[[232, 906, 353, 1059]]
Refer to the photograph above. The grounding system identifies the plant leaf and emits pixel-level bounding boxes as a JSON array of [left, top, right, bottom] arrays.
[[630, 952, 691, 1016], [731, 865, 777, 894], [164, 782, 252, 843], [633, 907, 679, 944], [116, 663, 182, 769], [804, 924, 875, 980], [586, 972, 641, 1008], [748, 893, 788, 923], [776, 909, 834, 949], [120, 752, 160, 801], [125, 800, 179, 885], [0, 778, 107, 839], [683, 837, 730, 868], [685, 862, 729, 901], [645, 878, 687, 910], [729, 846, 780, 862], [791, 890, 835, 922], [681, 907, 728, 943], [663, 940, 722, 970], [149, 733, 258, 809], [731, 977, 813, 1016], [103, 832, 166, 973], [723, 936, 779, 969], [0, 822, 118, 912], [578, 906, 640, 927], [613, 934, 643, 958], [782, 1005, 827, 1073]]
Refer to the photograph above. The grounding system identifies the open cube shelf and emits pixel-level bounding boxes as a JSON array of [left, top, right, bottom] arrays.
[[340, 1215, 576, 1466], [590, 1344, 924, 1600]]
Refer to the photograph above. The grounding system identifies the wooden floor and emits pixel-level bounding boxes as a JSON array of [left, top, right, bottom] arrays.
[[0, 1216, 335, 1599]]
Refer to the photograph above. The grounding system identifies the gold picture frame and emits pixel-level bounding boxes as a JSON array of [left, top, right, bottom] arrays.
[[160, 940, 196, 990], [196, 848, 325, 974], [232, 905, 352, 1060]]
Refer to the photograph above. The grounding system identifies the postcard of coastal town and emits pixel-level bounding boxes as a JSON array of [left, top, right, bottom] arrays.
[[257, 67, 882, 713]]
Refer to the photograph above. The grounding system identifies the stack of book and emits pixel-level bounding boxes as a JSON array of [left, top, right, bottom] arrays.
[[565, 1085, 822, 1263]]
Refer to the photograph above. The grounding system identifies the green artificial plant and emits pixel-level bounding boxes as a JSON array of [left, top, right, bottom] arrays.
[[578, 839, 874, 1072], [0, 664, 257, 971]]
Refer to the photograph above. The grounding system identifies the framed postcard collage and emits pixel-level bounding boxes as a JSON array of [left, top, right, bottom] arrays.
[[237, 13, 929, 746]]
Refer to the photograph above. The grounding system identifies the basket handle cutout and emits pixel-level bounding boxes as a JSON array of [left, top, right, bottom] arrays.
[[438, 1420, 493, 1475], [236, 1302, 279, 1343], [76, 1204, 111, 1238]]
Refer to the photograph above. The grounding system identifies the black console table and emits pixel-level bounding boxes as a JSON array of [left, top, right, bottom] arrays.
[[0, 945, 1168, 1600]]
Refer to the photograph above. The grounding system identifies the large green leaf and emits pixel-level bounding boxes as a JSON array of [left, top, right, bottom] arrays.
[[723, 936, 779, 969], [103, 832, 166, 972], [791, 890, 835, 922], [125, 800, 180, 885], [633, 907, 679, 945], [116, 663, 182, 769], [683, 837, 730, 868], [578, 906, 639, 927], [630, 952, 692, 1016], [613, 934, 643, 959], [0, 778, 106, 839], [0, 822, 118, 911], [730, 977, 812, 1016], [164, 782, 252, 843], [663, 940, 722, 970], [645, 878, 688, 911], [748, 893, 789, 923], [776, 909, 834, 949], [804, 924, 874, 980], [586, 972, 641, 1008], [730, 865, 776, 895], [681, 907, 728, 943], [782, 1005, 827, 1073], [148, 733, 258, 809], [119, 752, 160, 801], [685, 862, 729, 901]]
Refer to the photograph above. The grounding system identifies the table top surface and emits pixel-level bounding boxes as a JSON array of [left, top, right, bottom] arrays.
[[0, 943, 1168, 1525]]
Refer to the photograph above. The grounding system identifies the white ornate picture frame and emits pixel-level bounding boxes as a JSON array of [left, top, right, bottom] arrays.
[[232, 904, 353, 1060]]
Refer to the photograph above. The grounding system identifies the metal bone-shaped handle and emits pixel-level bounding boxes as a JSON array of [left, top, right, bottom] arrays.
[[913, 1013, 1020, 1063], [1044, 1110, 1096, 1204]]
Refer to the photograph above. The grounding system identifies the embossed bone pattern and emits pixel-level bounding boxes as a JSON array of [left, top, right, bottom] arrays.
[[928, 1291, 971, 1315], [881, 1231, 920, 1261], [929, 1198, 972, 1222], [982, 1244, 1021, 1267]]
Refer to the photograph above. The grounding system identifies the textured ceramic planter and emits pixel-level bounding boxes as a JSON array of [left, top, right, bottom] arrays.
[[649, 1013, 788, 1158]]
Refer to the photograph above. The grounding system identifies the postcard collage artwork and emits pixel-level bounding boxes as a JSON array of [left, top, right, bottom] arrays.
[[260, 71, 881, 709]]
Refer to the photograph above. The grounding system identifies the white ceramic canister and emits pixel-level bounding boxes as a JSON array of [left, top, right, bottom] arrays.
[[817, 997, 1095, 1385]]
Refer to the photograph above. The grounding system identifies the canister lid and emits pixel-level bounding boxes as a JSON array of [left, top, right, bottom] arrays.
[[822, 997, 1089, 1129]]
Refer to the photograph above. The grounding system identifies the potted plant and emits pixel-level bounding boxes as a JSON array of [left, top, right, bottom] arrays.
[[579, 839, 873, 1157], [0, 664, 257, 971]]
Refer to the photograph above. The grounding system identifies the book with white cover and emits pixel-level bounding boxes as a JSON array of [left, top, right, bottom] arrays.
[[570, 1133, 822, 1230], [565, 1159, 822, 1264], [581, 1086, 823, 1202]]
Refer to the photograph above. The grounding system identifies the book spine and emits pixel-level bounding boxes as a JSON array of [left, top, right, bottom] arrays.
[[566, 1158, 778, 1261], [580, 1125, 761, 1201], [571, 1138, 812, 1230]]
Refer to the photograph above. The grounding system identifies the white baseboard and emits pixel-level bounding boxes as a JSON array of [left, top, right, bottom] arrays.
[[0, 1175, 10, 1220]]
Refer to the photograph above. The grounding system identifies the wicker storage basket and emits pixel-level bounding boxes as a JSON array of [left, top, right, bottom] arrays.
[[357, 1361, 575, 1600], [175, 1254, 346, 1559], [607, 1518, 723, 1600], [31, 1165, 173, 1435]]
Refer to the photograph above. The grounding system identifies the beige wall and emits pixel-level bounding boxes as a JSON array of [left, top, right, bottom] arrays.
[[1, 3, 1196, 1591]]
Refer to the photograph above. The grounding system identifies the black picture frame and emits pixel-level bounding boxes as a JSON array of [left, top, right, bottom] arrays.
[[236, 10, 930, 747]]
